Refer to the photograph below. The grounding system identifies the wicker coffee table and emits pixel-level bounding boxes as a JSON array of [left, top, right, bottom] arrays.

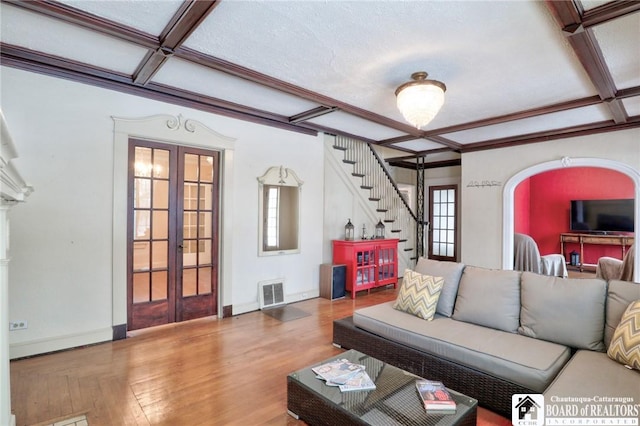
[[287, 349, 477, 425]]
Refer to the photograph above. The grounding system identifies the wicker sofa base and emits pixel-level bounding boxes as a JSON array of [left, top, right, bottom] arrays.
[[333, 316, 535, 418]]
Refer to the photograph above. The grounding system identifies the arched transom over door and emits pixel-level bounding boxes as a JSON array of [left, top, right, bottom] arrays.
[[127, 138, 220, 331]]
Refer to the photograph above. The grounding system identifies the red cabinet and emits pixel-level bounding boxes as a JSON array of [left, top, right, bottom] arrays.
[[332, 239, 398, 298]]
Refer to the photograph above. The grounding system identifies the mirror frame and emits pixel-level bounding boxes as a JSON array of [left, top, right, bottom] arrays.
[[257, 166, 303, 256]]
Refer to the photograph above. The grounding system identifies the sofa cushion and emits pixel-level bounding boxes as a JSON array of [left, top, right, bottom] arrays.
[[544, 350, 640, 403], [452, 266, 521, 333], [607, 300, 640, 370], [393, 269, 444, 320], [354, 302, 571, 393], [414, 257, 465, 317], [605, 279, 640, 347], [519, 272, 606, 351]]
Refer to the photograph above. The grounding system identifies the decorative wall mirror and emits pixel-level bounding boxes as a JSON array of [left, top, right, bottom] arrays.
[[257, 166, 303, 256]]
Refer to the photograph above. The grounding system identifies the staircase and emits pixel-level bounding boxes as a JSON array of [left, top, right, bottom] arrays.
[[330, 135, 419, 264]]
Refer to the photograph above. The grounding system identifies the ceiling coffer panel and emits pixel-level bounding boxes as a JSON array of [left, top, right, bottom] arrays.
[[0, 0, 637, 157]]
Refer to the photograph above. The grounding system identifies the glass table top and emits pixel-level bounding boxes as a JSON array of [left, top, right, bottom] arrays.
[[288, 349, 478, 426]]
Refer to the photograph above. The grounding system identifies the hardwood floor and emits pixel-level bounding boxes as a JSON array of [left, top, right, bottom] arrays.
[[10, 287, 510, 426]]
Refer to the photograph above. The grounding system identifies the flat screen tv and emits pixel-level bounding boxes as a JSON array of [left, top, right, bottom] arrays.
[[570, 199, 635, 233]]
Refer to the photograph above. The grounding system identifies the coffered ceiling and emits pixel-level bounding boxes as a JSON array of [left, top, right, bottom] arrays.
[[1, 0, 639, 167]]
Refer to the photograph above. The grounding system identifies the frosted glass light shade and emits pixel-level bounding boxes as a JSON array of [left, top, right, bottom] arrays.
[[396, 84, 445, 129], [395, 71, 446, 129]]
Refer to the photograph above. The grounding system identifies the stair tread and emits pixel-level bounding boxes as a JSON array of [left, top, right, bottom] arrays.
[[352, 173, 365, 177], [333, 145, 347, 151], [343, 160, 356, 164], [361, 186, 373, 189]]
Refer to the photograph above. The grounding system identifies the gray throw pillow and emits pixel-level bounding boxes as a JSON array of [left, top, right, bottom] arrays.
[[519, 272, 607, 351], [452, 265, 521, 333], [414, 257, 465, 317]]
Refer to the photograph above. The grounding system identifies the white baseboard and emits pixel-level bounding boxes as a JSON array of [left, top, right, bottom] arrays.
[[9, 327, 112, 359]]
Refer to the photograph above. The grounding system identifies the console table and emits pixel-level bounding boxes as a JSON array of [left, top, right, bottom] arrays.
[[560, 233, 635, 271], [332, 239, 398, 298]]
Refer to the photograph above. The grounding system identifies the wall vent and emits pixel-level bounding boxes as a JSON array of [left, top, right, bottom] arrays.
[[259, 279, 286, 309]]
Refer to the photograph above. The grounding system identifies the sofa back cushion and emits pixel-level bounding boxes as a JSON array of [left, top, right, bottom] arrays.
[[519, 272, 607, 351], [414, 257, 465, 317], [452, 266, 521, 333], [605, 279, 640, 347]]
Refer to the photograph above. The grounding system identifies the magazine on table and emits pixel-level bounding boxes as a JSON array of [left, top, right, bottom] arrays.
[[415, 379, 456, 412], [337, 370, 376, 392], [312, 358, 376, 391]]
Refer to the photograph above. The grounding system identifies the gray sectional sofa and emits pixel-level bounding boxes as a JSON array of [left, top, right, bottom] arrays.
[[333, 257, 640, 418]]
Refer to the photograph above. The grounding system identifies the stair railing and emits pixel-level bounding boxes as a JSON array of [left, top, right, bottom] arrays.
[[334, 135, 419, 255]]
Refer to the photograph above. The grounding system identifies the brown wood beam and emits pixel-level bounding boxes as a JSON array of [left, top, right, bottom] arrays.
[[461, 117, 640, 152], [0, 42, 318, 137], [606, 99, 629, 124], [546, 1, 629, 124], [378, 135, 417, 146], [617, 86, 640, 99], [416, 147, 460, 156], [133, 1, 220, 85], [581, 1, 640, 28], [377, 134, 461, 151], [289, 106, 339, 123], [386, 155, 428, 162], [175, 47, 423, 135], [567, 27, 617, 100], [2, 0, 158, 48], [388, 159, 461, 170], [545, 0, 583, 33], [422, 96, 603, 137], [161, 1, 219, 49]]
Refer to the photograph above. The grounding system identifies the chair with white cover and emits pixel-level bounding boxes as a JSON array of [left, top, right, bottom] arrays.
[[596, 245, 635, 282], [514, 233, 568, 278]]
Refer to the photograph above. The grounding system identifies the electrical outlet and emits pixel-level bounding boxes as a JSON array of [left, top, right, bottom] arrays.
[[9, 320, 28, 331]]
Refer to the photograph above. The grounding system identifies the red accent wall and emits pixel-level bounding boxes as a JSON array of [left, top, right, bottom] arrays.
[[515, 178, 531, 235], [515, 167, 634, 264]]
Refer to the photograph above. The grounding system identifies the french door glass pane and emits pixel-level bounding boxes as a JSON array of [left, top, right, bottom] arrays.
[[133, 242, 150, 271], [152, 241, 168, 268], [133, 272, 149, 303], [199, 240, 212, 265], [134, 210, 150, 239], [154, 150, 169, 178], [152, 211, 168, 240], [134, 178, 151, 209], [198, 267, 212, 294], [151, 271, 168, 301], [134, 147, 152, 177], [184, 154, 199, 181], [183, 268, 197, 297], [153, 180, 169, 209], [200, 156, 214, 182], [200, 184, 213, 210]]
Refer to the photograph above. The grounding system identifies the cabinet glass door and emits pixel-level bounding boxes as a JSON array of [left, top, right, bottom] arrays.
[[355, 247, 375, 286], [377, 245, 396, 282]]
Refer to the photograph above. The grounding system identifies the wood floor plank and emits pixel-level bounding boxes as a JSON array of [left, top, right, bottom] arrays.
[[10, 287, 511, 425]]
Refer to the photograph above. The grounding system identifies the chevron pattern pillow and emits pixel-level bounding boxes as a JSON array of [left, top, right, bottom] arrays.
[[607, 300, 640, 370], [393, 269, 444, 320]]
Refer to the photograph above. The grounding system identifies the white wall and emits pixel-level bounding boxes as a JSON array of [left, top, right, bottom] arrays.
[[1, 66, 324, 358], [461, 132, 640, 269]]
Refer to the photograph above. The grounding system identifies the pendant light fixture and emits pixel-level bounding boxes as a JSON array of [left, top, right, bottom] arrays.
[[395, 71, 446, 129]]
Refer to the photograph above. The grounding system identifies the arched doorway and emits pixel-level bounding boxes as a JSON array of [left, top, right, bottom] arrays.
[[502, 157, 639, 281]]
